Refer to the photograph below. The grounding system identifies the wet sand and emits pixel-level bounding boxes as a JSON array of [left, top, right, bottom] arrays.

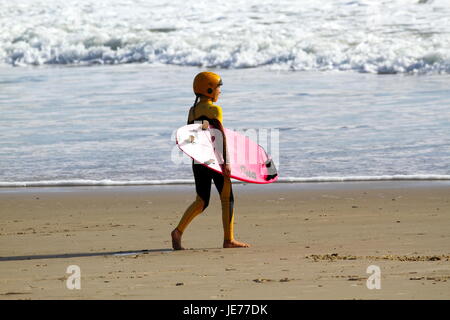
[[0, 182, 449, 299]]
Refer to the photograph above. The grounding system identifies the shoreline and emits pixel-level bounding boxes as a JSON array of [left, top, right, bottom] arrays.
[[1, 175, 450, 189], [1, 179, 450, 194]]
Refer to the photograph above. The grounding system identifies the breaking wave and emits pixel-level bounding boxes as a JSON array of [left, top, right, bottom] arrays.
[[1, 0, 450, 74]]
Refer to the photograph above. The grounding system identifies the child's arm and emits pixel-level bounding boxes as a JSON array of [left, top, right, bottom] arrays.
[[208, 118, 231, 178]]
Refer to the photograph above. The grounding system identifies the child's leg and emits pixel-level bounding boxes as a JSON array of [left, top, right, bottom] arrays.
[[175, 164, 212, 234], [212, 172, 249, 248], [212, 173, 234, 241], [176, 194, 207, 233]]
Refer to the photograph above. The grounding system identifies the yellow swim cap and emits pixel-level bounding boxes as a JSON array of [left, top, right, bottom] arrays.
[[193, 71, 223, 99]]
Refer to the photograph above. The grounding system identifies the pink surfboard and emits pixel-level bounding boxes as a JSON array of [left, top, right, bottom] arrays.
[[176, 124, 278, 184]]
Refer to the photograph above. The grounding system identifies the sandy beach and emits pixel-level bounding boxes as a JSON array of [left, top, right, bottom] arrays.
[[0, 181, 449, 300]]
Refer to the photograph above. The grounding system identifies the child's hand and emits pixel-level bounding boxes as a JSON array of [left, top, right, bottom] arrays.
[[201, 120, 209, 130]]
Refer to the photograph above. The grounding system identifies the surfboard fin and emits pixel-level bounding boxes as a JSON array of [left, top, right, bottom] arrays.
[[204, 159, 215, 165]]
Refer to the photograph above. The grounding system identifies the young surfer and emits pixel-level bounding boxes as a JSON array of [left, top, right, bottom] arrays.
[[171, 71, 250, 250]]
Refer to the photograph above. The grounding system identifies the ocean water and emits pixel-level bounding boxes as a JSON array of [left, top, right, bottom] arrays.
[[1, 65, 449, 186], [1, 0, 450, 73], [1, 0, 449, 187]]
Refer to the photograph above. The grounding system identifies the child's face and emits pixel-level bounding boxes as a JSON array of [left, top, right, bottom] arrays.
[[213, 85, 221, 102]]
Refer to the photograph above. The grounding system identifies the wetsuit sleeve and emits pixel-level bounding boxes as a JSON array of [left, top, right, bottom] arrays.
[[208, 107, 229, 165], [211, 105, 223, 124]]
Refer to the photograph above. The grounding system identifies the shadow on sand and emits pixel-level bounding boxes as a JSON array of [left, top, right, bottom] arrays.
[[0, 248, 173, 262]]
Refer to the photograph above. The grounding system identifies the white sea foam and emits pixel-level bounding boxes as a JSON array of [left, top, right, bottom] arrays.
[[0, 179, 194, 188], [1, 0, 450, 74], [1, 175, 449, 188], [277, 175, 450, 183]]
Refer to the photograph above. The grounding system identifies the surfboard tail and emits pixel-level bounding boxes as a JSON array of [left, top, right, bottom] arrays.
[[264, 158, 278, 181]]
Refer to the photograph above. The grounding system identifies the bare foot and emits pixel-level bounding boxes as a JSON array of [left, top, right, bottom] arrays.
[[171, 228, 185, 250], [223, 239, 250, 248]]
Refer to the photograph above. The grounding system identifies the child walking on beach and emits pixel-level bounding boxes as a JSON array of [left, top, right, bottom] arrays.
[[171, 71, 250, 250]]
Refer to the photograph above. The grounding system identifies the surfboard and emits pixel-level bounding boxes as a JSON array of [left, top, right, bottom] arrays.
[[176, 123, 278, 184]]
